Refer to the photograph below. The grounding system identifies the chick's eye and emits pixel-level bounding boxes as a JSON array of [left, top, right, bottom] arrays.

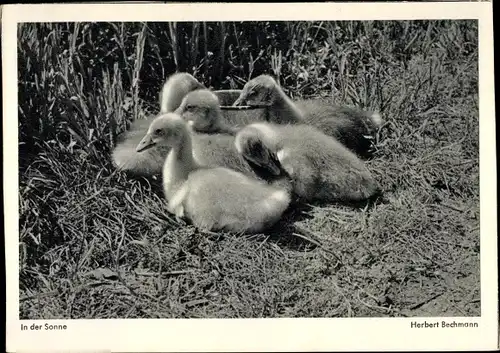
[[154, 128, 162, 135]]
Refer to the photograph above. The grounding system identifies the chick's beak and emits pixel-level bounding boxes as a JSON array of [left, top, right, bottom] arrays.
[[136, 133, 156, 152]]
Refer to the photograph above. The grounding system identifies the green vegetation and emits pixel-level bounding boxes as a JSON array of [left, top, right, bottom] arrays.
[[19, 20, 479, 318]]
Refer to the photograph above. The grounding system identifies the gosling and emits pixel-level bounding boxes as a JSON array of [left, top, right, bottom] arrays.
[[175, 88, 241, 135], [176, 88, 285, 181], [234, 122, 381, 204], [159, 72, 206, 113], [135, 113, 292, 234], [232, 74, 383, 158], [112, 72, 205, 175], [113, 90, 271, 179]]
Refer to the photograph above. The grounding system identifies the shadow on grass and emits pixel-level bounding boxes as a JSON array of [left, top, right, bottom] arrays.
[[144, 187, 391, 256]]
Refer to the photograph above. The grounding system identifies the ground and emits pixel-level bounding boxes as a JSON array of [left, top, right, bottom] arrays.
[[18, 20, 480, 319]]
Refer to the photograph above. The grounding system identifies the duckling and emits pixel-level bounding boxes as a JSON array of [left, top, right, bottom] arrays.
[[175, 88, 286, 182], [159, 72, 206, 114], [234, 122, 381, 204], [177, 88, 380, 204], [232, 74, 383, 158], [112, 116, 170, 176], [112, 72, 205, 175], [135, 113, 292, 234], [114, 94, 270, 178], [175, 89, 241, 135]]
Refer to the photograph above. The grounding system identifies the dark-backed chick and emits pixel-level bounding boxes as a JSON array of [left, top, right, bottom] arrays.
[[233, 74, 383, 158]]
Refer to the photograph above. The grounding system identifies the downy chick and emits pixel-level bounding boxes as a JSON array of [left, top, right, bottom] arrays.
[[159, 72, 206, 114], [135, 113, 292, 233], [234, 122, 381, 204], [176, 88, 286, 184], [233, 74, 383, 158], [112, 72, 205, 175]]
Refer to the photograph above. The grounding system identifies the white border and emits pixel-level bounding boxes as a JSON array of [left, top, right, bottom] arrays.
[[3, 2, 497, 352]]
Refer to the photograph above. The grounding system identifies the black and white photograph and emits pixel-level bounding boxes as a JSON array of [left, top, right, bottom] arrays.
[[4, 2, 497, 352]]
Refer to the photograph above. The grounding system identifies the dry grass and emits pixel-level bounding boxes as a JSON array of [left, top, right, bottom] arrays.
[[18, 20, 479, 319]]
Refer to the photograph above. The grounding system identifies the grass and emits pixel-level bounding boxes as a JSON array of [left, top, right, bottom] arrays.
[[18, 20, 480, 319]]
